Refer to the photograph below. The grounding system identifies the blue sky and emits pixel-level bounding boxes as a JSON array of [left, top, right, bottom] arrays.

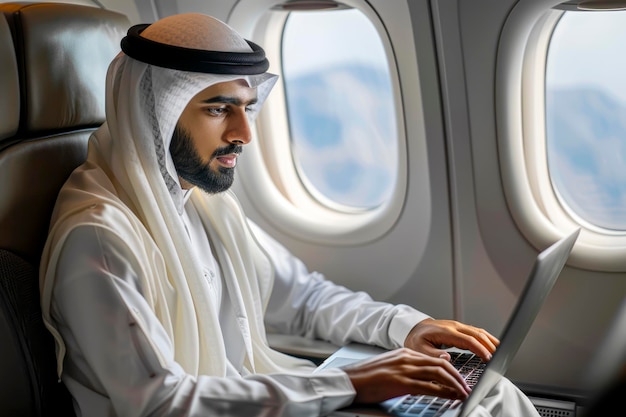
[[547, 9, 626, 230], [282, 9, 387, 77], [547, 10, 626, 105]]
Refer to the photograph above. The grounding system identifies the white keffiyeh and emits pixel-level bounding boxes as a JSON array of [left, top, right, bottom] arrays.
[[40, 13, 313, 378]]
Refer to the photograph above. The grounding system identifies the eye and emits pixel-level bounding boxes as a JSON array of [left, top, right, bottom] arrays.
[[206, 106, 228, 116]]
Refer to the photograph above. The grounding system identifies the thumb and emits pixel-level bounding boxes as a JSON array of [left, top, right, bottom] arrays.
[[418, 344, 451, 360], [437, 350, 451, 361]]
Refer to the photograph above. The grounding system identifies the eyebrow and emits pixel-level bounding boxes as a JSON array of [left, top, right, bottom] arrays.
[[202, 95, 258, 106]]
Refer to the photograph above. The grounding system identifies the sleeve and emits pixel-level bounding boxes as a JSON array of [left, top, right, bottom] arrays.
[[50, 225, 356, 417], [251, 222, 431, 349]]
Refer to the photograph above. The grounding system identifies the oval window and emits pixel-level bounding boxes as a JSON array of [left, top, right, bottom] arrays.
[[546, 10, 626, 231], [281, 8, 398, 210]]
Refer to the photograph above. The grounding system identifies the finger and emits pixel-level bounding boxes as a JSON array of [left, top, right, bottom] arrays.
[[343, 349, 472, 404], [438, 359, 472, 393], [409, 379, 470, 400], [409, 357, 471, 392], [466, 326, 499, 350], [405, 319, 499, 361], [417, 343, 452, 360], [402, 363, 471, 399], [439, 325, 499, 361], [461, 327, 499, 359], [366, 349, 469, 391]]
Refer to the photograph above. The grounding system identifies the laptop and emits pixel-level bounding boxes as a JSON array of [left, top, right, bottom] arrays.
[[315, 228, 581, 417]]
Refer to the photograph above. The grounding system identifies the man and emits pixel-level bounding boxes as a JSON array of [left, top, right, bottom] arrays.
[[39, 13, 540, 417]]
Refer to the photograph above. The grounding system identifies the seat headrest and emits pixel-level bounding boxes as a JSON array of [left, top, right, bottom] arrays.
[[0, 3, 129, 262], [1, 2, 129, 139], [0, 14, 18, 142]]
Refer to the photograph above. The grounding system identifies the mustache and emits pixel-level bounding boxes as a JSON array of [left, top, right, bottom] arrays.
[[211, 144, 243, 159]]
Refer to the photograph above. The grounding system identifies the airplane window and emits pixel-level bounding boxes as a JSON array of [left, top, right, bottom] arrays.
[[281, 8, 398, 210], [546, 10, 626, 231]]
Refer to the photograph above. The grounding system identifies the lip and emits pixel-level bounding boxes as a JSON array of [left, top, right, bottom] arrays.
[[215, 153, 239, 168]]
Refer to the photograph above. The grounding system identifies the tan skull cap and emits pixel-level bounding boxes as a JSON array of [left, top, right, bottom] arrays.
[[140, 13, 252, 53]]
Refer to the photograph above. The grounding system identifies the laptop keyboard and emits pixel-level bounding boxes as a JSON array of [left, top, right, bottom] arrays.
[[387, 352, 486, 417]]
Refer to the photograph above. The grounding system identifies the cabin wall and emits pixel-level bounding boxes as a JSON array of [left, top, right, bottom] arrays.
[[446, 0, 626, 394]]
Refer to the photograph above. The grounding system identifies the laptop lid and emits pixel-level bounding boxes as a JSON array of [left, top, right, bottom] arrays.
[[457, 227, 579, 417], [317, 228, 580, 417]]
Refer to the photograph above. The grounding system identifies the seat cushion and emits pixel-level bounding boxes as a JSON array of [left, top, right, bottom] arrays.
[[0, 249, 75, 416]]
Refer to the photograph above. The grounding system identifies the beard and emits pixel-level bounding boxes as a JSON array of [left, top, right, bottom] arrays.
[[169, 125, 242, 194]]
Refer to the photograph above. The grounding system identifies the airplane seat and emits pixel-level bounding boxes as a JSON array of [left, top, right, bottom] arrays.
[[0, 3, 129, 415]]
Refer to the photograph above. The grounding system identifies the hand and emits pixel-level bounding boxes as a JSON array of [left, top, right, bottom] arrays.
[[342, 348, 471, 404], [404, 318, 499, 362]]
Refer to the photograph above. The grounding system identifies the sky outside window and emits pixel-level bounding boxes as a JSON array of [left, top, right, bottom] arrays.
[[281, 9, 398, 210], [546, 10, 626, 231]]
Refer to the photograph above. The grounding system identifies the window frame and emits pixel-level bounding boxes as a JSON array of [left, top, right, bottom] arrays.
[[497, 0, 626, 271], [227, 0, 411, 246]]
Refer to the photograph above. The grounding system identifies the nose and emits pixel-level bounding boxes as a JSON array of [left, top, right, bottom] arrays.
[[225, 108, 252, 145]]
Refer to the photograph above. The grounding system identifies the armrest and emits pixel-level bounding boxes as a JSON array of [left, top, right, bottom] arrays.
[[267, 333, 340, 361]]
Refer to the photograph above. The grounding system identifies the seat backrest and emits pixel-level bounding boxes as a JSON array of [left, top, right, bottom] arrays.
[[0, 5, 18, 145], [0, 2, 129, 263], [0, 3, 129, 416]]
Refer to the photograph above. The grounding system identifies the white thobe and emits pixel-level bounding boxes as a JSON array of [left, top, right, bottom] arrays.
[[49, 194, 538, 417]]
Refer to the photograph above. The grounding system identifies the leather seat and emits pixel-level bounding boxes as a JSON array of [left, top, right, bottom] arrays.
[[0, 3, 129, 415]]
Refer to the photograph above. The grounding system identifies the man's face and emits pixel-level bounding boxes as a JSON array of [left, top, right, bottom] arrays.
[[170, 79, 258, 194]]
